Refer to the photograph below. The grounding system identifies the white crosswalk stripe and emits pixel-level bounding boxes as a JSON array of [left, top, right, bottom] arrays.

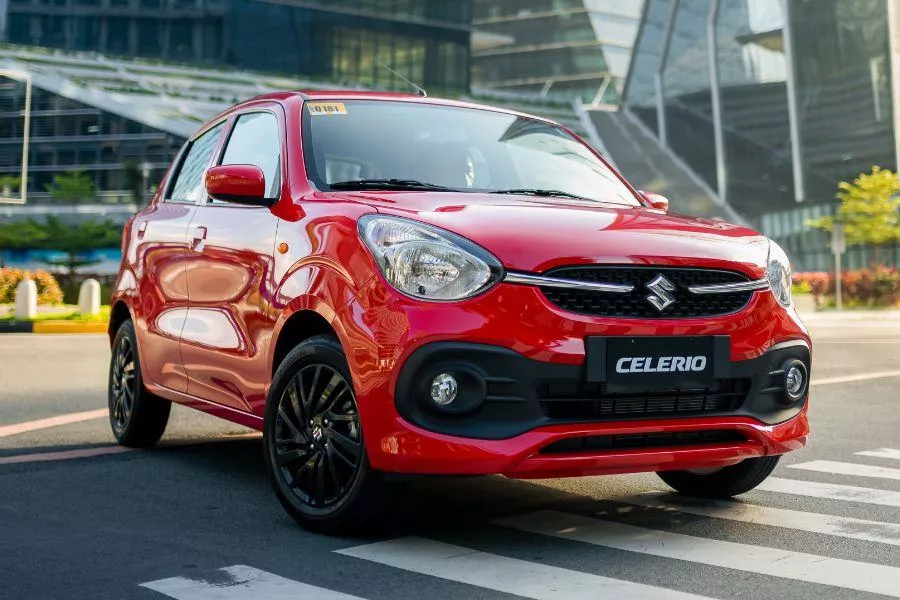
[[141, 452, 900, 600], [789, 460, 900, 481], [336, 536, 712, 600], [857, 448, 900, 460], [141, 565, 366, 600], [614, 491, 900, 546], [757, 476, 900, 506], [495, 510, 900, 598]]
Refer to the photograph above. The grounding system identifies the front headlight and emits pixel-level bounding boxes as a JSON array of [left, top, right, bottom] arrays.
[[358, 215, 503, 301], [766, 239, 792, 307]]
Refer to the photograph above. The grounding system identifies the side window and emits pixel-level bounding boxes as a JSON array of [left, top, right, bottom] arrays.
[[219, 112, 281, 199], [166, 123, 224, 203]]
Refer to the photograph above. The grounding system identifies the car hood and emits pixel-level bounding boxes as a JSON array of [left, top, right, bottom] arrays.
[[337, 191, 769, 276]]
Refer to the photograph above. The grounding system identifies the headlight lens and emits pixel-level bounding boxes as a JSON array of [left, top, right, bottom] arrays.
[[358, 215, 503, 301], [766, 240, 792, 307]]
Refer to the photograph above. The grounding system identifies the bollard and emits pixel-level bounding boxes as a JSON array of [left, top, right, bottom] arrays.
[[77, 278, 101, 315], [14, 279, 37, 319]]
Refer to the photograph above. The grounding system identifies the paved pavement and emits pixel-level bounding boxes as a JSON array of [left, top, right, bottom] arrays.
[[1, 317, 899, 600]]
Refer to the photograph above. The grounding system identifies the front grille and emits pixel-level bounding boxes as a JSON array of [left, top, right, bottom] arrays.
[[540, 266, 753, 318], [538, 379, 750, 421], [540, 430, 746, 454]]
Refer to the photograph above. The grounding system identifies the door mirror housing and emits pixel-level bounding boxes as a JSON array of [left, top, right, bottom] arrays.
[[205, 164, 275, 206], [640, 190, 669, 212]]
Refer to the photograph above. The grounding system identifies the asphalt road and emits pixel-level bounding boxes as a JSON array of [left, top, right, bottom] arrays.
[[1, 316, 899, 600]]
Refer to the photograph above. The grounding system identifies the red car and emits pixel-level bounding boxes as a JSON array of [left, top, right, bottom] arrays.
[[108, 91, 810, 532]]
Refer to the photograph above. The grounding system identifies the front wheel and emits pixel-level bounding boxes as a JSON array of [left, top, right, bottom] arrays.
[[263, 335, 385, 534], [656, 455, 780, 498]]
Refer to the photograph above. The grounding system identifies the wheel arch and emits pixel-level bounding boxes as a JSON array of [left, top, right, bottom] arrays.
[[108, 300, 132, 346], [270, 305, 342, 377]]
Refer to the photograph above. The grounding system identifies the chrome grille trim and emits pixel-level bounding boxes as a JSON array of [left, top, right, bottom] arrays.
[[504, 271, 634, 293], [688, 279, 770, 295]]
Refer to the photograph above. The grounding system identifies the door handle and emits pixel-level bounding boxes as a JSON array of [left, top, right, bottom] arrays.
[[136, 220, 148, 239], [191, 226, 208, 252]]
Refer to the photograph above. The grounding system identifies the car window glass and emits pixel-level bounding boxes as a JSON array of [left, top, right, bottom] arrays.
[[166, 123, 224, 203], [219, 112, 281, 199], [302, 101, 640, 207]]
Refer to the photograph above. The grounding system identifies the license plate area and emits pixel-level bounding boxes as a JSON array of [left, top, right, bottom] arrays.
[[586, 336, 730, 392]]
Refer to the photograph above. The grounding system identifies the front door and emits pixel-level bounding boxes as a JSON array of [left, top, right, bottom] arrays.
[[181, 109, 283, 412], [134, 122, 225, 393]]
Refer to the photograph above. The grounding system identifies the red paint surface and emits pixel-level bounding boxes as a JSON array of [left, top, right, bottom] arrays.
[[111, 91, 811, 478], [205, 164, 267, 202]]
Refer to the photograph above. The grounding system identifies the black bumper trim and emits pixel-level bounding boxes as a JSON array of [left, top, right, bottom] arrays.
[[394, 340, 810, 440]]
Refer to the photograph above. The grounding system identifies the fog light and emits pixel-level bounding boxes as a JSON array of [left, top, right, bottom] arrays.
[[430, 373, 458, 406], [783, 360, 808, 402]]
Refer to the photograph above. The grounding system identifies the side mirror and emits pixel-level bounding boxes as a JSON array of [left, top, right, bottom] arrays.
[[640, 190, 669, 212], [205, 164, 274, 206]]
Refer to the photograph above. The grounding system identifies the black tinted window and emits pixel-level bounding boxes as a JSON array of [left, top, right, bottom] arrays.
[[167, 123, 224, 203], [220, 112, 281, 198]]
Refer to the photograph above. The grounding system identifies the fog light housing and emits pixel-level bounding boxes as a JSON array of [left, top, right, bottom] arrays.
[[430, 373, 458, 406], [783, 359, 808, 403]]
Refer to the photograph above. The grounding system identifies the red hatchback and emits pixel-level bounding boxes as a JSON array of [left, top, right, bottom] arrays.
[[108, 91, 810, 532]]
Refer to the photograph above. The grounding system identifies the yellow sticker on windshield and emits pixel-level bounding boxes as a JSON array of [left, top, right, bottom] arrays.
[[307, 102, 347, 116]]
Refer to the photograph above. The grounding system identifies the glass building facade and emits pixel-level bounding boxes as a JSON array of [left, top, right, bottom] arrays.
[[4, 0, 472, 93], [623, 0, 897, 225], [472, 0, 644, 103], [0, 81, 183, 203]]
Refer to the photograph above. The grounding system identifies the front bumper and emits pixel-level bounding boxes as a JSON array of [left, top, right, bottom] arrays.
[[334, 279, 811, 478]]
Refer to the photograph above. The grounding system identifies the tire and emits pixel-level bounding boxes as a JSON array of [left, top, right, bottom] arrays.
[[264, 334, 385, 534], [656, 455, 781, 498], [108, 319, 171, 448]]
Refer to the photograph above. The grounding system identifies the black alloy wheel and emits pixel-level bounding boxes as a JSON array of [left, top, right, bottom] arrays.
[[264, 334, 385, 533], [273, 364, 363, 509], [110, 333, 136, 434], [107, 319, 170, 447]]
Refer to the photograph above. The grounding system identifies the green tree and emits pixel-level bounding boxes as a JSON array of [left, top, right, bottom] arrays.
[[123, 160, 145, 205], [808, 166, 900, 265], [0, 175, 21, 197], [31, 216, 120, 299], [0, 220, 48, 250], [44, 170, 96, 203]]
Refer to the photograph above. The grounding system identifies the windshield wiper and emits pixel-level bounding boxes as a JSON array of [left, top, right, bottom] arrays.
[[490, 188, 590, 201], [328, 179, 457, 192]]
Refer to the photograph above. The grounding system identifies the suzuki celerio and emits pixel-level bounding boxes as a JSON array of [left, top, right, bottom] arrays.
[[108, 92, 810, 532]]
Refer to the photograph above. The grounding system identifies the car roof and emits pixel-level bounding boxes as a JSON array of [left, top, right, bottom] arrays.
[[203, 90, 559, 133]]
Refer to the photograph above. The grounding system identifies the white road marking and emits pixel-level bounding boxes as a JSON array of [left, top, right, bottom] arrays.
[[0, 445, 133, 465], [615, 492, 900, 546], [337, 536, 711, 600], [141, 565, 366, 600], [810, 370, 900, 386], [857, 448, 900, 460], [496, 511, 900, 597], [0, 408, 107, 438], [0, 433, 260, 466], [757, 477, 900, 507], [789, 460, 900, 481], [815, 340, 900, 344]]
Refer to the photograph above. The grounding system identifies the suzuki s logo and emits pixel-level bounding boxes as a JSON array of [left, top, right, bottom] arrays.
[[645, 274, 676, 311]]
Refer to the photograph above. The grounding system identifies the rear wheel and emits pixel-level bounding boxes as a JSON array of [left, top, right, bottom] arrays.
[[108, 319, 170, 447], [656, 455, 780, 498], [263, 335, 385, 534]]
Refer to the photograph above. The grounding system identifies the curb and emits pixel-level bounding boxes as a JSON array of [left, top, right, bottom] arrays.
[[0, 321, 108, 334]]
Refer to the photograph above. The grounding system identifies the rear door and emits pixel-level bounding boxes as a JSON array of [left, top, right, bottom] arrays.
[[133, 122, 225, 393], [181, 108, 284, 412]]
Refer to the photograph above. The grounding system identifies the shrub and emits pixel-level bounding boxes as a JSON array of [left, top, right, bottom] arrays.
[[793, 268, 900, 308], [0, 268, 64, 305]]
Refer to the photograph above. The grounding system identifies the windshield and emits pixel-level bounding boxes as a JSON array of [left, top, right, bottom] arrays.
[[302, 100, 641, 206]]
